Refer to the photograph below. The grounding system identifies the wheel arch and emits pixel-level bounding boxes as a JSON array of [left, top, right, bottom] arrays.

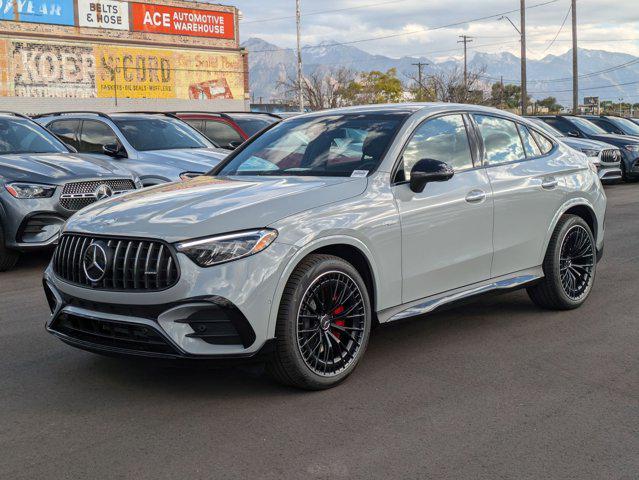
[[540, 199, 599, 265], [267, 236, 380, 338]]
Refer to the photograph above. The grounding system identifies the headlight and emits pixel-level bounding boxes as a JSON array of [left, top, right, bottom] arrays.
[[176, 229, 278, 267], [5, 182, 56, 199], [580, 148, 600, 157], [623, 145, 639, 153], [180, 172, 203, 181]]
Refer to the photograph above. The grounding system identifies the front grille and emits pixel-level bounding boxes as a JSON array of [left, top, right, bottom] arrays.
[[53, 234, 179, 291], [60, 179, 136, 211], [51, 312, 177, 354], [600, 149, 621, 164]]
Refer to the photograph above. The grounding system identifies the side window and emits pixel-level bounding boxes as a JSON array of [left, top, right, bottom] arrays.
[[183, 119, 203, 132], [544, 118, 572, 135], [398, 114, 473, 181], [47, 120, 80, 150], [591, 119, 621, 135], [518, 124, 542, 157], [204, 120, 244, 147], [474, 115, 525, 165], [529, 130, 554, 155], [80, 120, 119, 154]]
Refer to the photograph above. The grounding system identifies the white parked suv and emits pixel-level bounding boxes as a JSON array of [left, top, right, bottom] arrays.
[[43, 104, 606, 389]]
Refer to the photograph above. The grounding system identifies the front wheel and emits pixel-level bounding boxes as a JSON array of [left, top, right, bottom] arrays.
[[527, 214, 596, 310], [267, 254, 372, 390]]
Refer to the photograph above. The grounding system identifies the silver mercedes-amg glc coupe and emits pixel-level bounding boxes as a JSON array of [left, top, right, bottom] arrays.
[[44, 104, 606, 389]]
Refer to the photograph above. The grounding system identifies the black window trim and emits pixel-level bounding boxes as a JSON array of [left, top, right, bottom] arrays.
[[468, 112, 558, 168], [390, 110, 480, 186]]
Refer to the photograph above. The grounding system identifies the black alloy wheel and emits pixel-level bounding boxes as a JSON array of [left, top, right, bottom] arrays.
[[559, 224, 595, 301]]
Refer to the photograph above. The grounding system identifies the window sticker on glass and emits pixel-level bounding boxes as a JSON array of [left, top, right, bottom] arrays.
[[351, 170, 369, 178]]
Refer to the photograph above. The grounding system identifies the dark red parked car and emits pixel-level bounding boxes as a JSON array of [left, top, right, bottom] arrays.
[[174, 112, 282, 150]]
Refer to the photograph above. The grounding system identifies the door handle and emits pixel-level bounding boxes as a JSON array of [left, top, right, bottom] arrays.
[[465, 189, 486, 203], [541, 177, 558, 190]]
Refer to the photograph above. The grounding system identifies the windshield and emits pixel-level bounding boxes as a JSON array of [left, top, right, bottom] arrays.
[[568, 117, 607, 135], [114, 117, 213, 151], [610, 117, 639, 135], [216, 113, 407, 177], [529, 118, 564, 137], [0, 117, 69, 155], [231, 115, 278, 137]]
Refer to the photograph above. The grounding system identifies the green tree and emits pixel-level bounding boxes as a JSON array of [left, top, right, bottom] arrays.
[[536, 96, 563, 113], [488, 83, 530, 110], [343, 68, 404, 105]]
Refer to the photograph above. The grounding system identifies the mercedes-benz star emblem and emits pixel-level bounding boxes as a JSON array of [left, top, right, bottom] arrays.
[[94, 184, 113, 201], [83, 242, 109, 283]]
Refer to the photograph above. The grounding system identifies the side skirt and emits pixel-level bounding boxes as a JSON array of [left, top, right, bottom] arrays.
[[377, 267, 544, 324]]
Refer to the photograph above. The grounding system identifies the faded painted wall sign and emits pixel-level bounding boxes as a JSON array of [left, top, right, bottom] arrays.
[[11, 41, 96, 97], [0, 0, 75, 26], [78, 0, 129, 31]]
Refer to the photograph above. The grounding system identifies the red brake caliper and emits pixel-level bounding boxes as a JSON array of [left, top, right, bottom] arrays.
[[332, 305, 345, 339]]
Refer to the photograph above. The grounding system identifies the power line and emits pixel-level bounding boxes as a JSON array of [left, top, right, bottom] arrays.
[[543, 2, 571, 52], [247, 0, 559, 53], [241, 0, 408, 24], [528, 78, 639, 94]]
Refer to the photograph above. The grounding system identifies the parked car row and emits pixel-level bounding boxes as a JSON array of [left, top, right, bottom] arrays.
[[531, 115, 639, 182], [0, 110, 281, 270]]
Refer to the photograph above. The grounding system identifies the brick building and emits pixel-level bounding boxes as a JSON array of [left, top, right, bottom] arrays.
[[0, 0, 249, 114]]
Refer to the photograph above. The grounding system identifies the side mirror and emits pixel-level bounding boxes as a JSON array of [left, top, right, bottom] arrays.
[[227, 140, 243, 150], [567, 130, 581, 138], [409, 159, 454, 193], [103, 143, 127, 158]]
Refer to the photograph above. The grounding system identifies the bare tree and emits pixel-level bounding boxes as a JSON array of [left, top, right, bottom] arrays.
[[426, 65, 487, 104], [277, 68, 356, 111]]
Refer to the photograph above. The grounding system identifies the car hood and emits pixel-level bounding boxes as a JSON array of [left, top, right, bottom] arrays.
[[65, 175, 367, 242], [560, 137, 618, 151], [0, 152, 132, 185], [139, 148, 227, 172], [586, 133, 639, 146]]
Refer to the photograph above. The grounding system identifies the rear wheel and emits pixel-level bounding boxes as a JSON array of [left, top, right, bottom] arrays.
[[0, 222, 19, 272], [527, 215, 596, 310], [267, 254, 372, 390]]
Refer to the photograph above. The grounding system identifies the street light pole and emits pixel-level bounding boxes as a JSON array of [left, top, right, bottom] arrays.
[[520, 0, 527, 116], [295, 0, 303, 112], [572, 0, 578, 114]]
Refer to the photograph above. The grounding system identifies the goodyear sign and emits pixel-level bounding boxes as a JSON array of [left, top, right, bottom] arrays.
[[0, 0, 75, 26]]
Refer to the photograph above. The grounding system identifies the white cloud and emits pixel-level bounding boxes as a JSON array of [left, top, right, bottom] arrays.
[[236, 0, 639, 59]]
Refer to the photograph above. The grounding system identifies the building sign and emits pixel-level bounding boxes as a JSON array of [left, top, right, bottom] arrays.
[[130, 3, 234, 39], [10, 40, 95, 97], [78, 0, 129, 31], [0, 0, 75, 26], [95, 45, 173, 98], [5, 39, 244, 100]]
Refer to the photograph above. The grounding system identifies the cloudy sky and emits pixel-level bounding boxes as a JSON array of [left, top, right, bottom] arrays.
[[231, 0, 639, 61]]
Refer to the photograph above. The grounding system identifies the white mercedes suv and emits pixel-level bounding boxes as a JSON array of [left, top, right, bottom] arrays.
[[43, 104, 606, 389]]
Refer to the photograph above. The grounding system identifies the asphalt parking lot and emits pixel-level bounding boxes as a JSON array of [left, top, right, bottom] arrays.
[[0, 184, 637, 480]]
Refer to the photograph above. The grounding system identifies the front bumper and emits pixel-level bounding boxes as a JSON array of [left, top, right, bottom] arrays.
[[43, 241, 297, 359], [0, 190, 68, 250]]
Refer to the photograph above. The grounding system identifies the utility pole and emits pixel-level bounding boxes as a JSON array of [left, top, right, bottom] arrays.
[[520, 0, 527, 116], [458, 35, 473, 92], [571, 0, 578, 114], [411, 61, 428, 100], [295, 0, 303, 112], [500, 75, 504, 109]]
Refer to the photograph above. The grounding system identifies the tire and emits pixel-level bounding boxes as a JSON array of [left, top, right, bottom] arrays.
[[527, 214, 596, 310], [0, 221, 19, 272], [621, 162, 639, 183], [267, 254, 372, 390]]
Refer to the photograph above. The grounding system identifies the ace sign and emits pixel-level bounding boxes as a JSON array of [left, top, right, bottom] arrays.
[[78, 0, 129, 30], [131, 3, 235, 39]]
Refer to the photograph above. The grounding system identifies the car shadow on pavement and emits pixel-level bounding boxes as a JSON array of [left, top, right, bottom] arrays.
[[60, 289, 543, 399]]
